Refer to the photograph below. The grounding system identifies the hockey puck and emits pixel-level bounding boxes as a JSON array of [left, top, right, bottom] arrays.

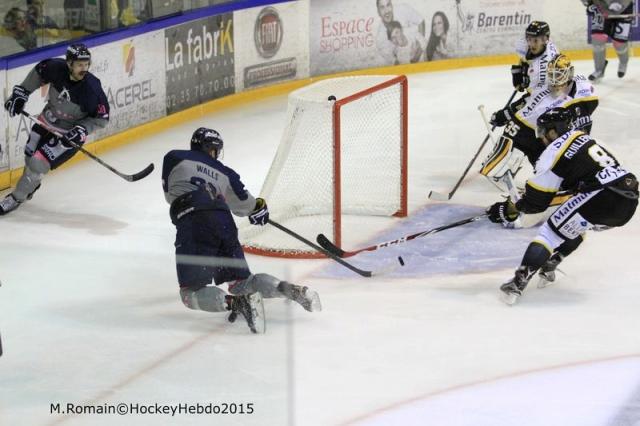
[[398, 256, 405, 266], [328, 95, 337, 101]]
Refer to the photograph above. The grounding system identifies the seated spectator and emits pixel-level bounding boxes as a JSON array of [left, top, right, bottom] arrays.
[[3, 8, 37, 52], [27, 0, 60, 30]]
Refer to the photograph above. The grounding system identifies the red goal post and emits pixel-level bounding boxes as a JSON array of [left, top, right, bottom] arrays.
[[240, 75, 408, 258]]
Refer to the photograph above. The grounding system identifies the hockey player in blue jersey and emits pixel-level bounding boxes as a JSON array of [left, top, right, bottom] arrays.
[[162, 127, 321, 333], [1, 43, 110, 215]]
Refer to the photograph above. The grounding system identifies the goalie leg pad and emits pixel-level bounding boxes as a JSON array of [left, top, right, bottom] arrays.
[[480, 136, 525, 183]]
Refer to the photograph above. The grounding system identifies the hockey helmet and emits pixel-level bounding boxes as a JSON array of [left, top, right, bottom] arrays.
[[66, 43, 91, 64], [547, 54, 574, 90], [191, 127, 223, 158], [525, 21, 550, 38], [536, 107, 573, 140]]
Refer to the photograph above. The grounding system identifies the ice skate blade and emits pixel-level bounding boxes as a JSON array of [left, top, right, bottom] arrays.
[[501, 291, 520, 305]]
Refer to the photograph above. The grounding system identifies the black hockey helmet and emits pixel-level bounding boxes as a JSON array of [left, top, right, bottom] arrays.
[[191, 127, 223, 157], [66, 43, 91, 63], [536, 107, 573, 139], [525, 21, 550, 38]]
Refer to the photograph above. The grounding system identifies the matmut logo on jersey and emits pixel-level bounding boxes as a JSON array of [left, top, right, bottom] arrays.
[[122, 42, 135, 77]]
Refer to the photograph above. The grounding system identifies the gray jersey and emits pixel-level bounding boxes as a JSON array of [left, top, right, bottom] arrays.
[[162, 149, 256, 217]]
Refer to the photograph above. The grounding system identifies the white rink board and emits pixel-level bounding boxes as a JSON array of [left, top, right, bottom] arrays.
[[91, 31, 167, 141], [234, 2, 310, 91]]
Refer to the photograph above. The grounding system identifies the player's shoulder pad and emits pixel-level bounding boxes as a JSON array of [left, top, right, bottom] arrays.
[[35, 57, 67, 77], [573, 75, 596, 98]]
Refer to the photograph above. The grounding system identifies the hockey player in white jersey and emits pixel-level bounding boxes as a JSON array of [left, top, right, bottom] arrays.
[[481, 54, 599, 185], [511, 21, 559, 93], [162, 127, 321, 334], [582, 0, 634, 80]]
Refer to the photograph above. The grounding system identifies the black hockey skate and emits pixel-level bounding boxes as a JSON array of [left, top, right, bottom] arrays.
[[226, 293, 265, 334], [588, 60, 608, 82], [0, 194, 21, 216], [537, 253, 564, 289], [618, 60, 628, 78], [278, 282, 322, 312], [500, 267, 532, 305]]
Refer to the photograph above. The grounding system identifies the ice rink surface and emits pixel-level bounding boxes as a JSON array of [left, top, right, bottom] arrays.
[[1, 58, 640, 426]]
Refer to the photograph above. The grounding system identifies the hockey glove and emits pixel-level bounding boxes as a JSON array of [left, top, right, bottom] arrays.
[[511, 64, 530, 91], [4, 85, 29, 117], [249, 197, 269, 226], [61, 125, 87, 148], [490, 107, 512, 127], [486, 199, 519, 224]]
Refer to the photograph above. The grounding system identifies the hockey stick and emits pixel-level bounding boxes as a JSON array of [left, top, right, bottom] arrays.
[[267, 219, 404, 277], [428, 90, 518, 201], [317, 214, 487, 258], [21, 111, 154, 182]]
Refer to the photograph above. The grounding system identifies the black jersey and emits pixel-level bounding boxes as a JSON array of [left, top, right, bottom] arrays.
[[517, 130, 634, 212]]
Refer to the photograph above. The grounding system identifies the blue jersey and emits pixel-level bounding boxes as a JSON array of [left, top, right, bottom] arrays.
[[21, 58, 109, 134], [162, 149, 256, 217]]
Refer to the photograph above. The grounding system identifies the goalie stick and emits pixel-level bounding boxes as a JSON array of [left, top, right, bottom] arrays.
[[316, 214, 487, 258], [428, 90, 518, 201], [267, 219, 404, 277], [21, 112, 154, 182]]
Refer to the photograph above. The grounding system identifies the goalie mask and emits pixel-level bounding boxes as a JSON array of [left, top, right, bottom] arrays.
[[547, 54, 574, 97], [191, 127, 224, 158]]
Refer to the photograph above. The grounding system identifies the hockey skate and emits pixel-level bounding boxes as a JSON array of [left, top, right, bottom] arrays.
[[618, 60, 628, 78], [537, 253, 564, 289], [278, 282, 322, 312], [500, 267, 531, 305], [226, 293, 265, 334], [588, 60, 608, 82], [0, 194, 21, 216]]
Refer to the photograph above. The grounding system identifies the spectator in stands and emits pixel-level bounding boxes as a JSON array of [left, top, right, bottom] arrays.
[[3, 8, 37, 52], [26, 0, 60, 30]]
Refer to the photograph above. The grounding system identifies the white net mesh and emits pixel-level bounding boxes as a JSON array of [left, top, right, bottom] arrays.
[[239, 75, 407, 257]]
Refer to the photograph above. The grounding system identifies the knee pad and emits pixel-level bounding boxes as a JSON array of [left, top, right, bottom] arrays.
[[592, 34, 608, 45]]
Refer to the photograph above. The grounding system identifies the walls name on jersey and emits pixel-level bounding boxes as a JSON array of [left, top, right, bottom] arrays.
[[196, 164, 220, 180]]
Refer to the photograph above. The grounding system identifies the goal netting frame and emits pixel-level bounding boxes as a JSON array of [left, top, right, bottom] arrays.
[[239, 75, 408, 258]]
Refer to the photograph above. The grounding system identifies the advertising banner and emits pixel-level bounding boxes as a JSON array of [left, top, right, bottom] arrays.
[[234, 2, 310, 91], [309, 0, 542, 75], [165, 13, 236, 114], [91, 31, 167, 141]]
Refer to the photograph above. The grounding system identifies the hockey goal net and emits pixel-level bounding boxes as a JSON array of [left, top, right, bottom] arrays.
[[239, 75, 408, 258]]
